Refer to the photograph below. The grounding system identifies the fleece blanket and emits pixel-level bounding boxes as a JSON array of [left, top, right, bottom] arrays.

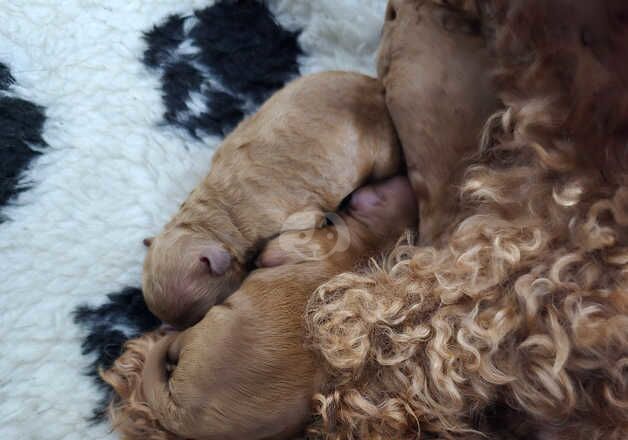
[[0, 1, 387, 438]]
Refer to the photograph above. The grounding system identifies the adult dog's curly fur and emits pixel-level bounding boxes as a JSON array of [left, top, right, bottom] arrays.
[[306, 1, 628, 438]]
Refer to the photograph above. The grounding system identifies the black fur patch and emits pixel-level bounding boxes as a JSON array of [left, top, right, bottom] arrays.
[[0, 62, 47, 216], [73, 288, 161, 421], [143, 0, 301, 138]]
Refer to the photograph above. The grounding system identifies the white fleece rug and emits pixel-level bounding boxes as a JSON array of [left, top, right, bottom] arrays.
[[0, 1, 387, 439]]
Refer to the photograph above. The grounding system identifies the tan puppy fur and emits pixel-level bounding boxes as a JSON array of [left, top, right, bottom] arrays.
[[104, 177, 417, 440], [143, 71, 401, 328], [378, 0, 499, 243]]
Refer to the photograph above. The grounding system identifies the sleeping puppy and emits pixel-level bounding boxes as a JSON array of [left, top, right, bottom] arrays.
[[104, 176, 417, 440], [143, 71, 401, 328], [377, 0, 499, 243]]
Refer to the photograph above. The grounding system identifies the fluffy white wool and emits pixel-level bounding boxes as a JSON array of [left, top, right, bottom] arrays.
[[0, 1, 386, 439]]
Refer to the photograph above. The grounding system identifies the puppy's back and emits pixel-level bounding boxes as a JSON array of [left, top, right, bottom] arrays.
[[201, 71, 402, 237]]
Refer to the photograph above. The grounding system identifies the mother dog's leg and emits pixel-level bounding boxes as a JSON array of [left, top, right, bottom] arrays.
[[378, 0, 499, 242]]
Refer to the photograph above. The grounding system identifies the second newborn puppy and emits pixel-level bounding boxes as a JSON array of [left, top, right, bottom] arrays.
[[143, 72, 401, 327], [109, 177, 417, 440]]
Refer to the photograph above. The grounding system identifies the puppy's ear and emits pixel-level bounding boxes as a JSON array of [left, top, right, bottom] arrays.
[[143, 237, 154, 247], [199, 244, 231, 276]]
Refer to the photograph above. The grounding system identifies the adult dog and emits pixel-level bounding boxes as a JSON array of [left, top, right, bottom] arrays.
[[308, 1, 628, 438]]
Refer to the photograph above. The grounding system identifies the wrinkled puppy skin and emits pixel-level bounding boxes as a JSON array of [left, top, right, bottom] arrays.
[[378, 0, 499, 243]]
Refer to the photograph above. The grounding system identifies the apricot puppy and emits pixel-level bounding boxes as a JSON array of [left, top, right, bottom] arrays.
[[105, 177, 417, 440], [143, 71, 401, 327]]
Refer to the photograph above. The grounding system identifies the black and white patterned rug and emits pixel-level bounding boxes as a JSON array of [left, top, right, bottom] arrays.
[[0, 1, 386, 438]]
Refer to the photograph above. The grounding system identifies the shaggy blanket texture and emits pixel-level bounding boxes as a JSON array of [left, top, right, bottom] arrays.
[[0, 1, 387, 438]]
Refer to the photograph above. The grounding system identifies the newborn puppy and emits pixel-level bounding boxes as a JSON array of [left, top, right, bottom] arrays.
[[106, 177, 417, 440], [143, 71, 401, 327], [378, 0, 499, 242]]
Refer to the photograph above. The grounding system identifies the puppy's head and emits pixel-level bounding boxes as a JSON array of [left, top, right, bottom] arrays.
[[142, 227, 245, 328]]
